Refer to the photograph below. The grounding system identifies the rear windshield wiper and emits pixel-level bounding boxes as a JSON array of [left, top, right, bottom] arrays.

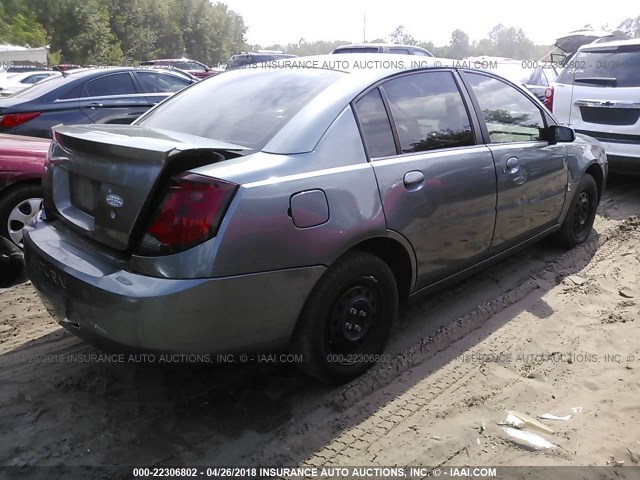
[[574, 77, 617, 86]]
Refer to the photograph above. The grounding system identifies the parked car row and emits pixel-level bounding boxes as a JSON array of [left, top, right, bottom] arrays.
[[2, 41, 635, 384], [0, 67, 197, 139], [12, 53, 607, 384]]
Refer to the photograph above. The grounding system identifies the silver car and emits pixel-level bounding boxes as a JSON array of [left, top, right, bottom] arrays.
[[24, 55, 607, 383]]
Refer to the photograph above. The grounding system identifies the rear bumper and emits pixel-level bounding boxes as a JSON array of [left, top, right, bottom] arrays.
[[24, 224, 324, 354], [606, 155, 640, 174], [574, 129, 640, 171]]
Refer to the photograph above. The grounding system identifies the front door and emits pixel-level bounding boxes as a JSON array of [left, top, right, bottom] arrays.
[[464, 72, 568, 250], [79, 72, 149, 125]]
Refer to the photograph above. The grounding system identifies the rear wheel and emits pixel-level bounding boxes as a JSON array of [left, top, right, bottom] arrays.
[[0, 184, 43, 249], [292, 251, 398, 384], [553, 173, 598, 249]]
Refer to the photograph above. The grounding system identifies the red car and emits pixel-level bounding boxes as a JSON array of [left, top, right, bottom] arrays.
[[0, 133, 49, 248], [139, 58, 218, 79]]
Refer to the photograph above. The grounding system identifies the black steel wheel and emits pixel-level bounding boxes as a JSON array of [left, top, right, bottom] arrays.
[[292, 251, 398, 384]]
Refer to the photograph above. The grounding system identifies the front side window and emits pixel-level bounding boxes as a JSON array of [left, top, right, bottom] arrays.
[[135, 71, 190, 93], [466, 72, 545, 143], [84, 73, 138, 97], [382, 71, 474, 153], [354, 88, 397, 158]]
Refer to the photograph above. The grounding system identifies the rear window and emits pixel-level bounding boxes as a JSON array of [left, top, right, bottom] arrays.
[[136, 68, 344, 150], [490, 64, 534, 85], [333, 47, 379, 54], [556, 45, 640, 87], [5, 74, 75, 101]]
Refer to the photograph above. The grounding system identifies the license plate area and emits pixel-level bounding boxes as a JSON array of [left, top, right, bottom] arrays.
[[579, 106, 640, 126], [70, 173, 99, 215]]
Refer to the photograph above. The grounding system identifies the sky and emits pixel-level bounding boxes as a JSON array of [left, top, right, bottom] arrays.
[[220, 0, 636, 47]]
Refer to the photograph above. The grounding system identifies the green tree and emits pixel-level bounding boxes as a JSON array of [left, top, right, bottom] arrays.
[[388, 25, 417, 45], [448, 29, 471, 58]]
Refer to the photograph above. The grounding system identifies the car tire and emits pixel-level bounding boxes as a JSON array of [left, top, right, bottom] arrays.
[[553, 173, 598, 249], [0, 184, 43, 249], [291, 251, 398, 384]]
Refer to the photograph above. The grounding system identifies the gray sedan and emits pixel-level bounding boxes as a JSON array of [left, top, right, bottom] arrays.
[[24, 55, 607, 383]]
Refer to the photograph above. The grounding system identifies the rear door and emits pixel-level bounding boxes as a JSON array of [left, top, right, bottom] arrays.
[[79, 72, 150, 125], [463, 71, 568, 250], [555, 43, 640, 160], [357, 71, 498, 288]]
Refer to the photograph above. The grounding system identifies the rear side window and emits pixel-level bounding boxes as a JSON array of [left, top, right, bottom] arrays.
[[188, 62, 207, 71], [84, 73, 138, 97], [137, 68, 344, 150], [466, 72, 545, 143], [355, 89, 397, 158], [556, 46, 640, 87], [382, 71, 474, 153]]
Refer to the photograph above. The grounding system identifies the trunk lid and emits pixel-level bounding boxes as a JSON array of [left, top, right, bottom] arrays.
[[44, 124, 247, 251]]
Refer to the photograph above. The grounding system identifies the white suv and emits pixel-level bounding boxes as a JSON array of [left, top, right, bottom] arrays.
[[546, 38, 640, 173]]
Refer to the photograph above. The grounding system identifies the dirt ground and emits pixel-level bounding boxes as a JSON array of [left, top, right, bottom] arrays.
[[1, 176, 640, 477]]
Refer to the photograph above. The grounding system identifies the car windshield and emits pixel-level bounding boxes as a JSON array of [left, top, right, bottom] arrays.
[[137, 68, 344, 150], [557, 45, 640, 87]]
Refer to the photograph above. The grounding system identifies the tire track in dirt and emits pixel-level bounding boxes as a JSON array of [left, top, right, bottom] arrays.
[[241, 216, 639, 468]]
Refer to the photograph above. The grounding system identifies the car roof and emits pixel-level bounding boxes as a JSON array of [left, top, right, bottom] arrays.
[[261, 53, 452, 78], [578, 37, 640, 51], [231, 52, 294, 57], [143, 58, 203, 63], [250, 53, 456, 153]]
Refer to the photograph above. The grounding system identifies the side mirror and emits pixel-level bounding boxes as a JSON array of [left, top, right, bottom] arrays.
[[548, 125, 575, 144]]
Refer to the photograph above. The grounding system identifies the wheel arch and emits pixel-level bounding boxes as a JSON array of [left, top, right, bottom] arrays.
[[585, 162, 604, 202], [337, 233, 416, 304]]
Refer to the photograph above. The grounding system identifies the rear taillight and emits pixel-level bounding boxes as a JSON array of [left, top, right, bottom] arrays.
[[543, 86, 554, 112], [137, 173, 238, 256], [0, 112, 41, 128]]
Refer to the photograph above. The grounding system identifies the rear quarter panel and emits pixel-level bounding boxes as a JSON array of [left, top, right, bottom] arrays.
[[130, 106, 390, 278]]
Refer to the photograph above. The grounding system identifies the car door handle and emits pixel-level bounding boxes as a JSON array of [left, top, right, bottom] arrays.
[[403, 171, 425, 191], [503, 157, 520, 175], [88, 102, 103, 108]]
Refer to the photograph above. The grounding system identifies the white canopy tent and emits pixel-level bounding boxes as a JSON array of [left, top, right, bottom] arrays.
[[0, 44, 49, 68]]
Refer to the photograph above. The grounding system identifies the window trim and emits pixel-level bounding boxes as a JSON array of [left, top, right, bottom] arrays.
[[82, 71, 140, 99], [458, 69, 552, 146], [352, 87, 398, 160], [352, 69, 484, 161]]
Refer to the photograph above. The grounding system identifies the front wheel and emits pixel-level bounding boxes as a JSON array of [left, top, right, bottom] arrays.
[[553, 173, 598, 249], [291, 251, 398, 384]]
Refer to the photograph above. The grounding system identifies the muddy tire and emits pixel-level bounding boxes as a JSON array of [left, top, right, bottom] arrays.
[[291, 251, 398, 384], [553, 173, 598, 249]]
